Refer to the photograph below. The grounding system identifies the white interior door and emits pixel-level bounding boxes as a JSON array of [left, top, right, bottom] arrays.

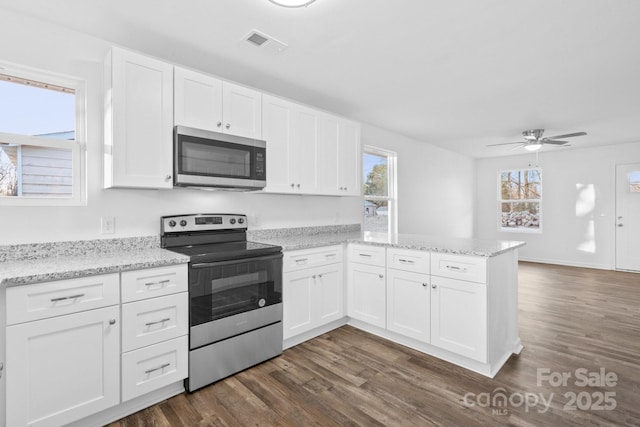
[[615, 163, 640, 271]]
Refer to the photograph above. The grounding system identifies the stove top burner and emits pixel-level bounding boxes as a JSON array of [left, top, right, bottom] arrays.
[[167, 240, 282, 263], [160, 214, 282, 263]]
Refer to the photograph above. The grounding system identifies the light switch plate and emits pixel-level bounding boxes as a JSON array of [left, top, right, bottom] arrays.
[[101, 216, 115, 234]]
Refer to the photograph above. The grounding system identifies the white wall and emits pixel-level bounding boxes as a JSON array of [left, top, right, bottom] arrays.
[[476, 142, 640, 269], [0, 10, 475, 245], [362, 125, 476, 238]]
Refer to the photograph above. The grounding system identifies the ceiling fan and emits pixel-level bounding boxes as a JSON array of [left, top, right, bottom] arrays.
[[488, 129, 587, 151]]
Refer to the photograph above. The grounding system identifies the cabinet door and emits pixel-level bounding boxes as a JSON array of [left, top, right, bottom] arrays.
[[262, 94, 294, 193], [337, 119, 361, 196], [386, 269, 430, 342], [347, 263, 386, 328], [430, 276, 487, 362], [319, 114, 340, 195], [315, 263, 344, 325], [222, 82, 262, 139], [291, 105, 320, 194], [107, 47, 174, 188], [6, 306, 120, 427], [283, 270, 315, 339], [174, 66, 223, 132]]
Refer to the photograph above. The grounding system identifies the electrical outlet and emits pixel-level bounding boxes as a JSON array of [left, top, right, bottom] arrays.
[[101, 216, 116, 234]]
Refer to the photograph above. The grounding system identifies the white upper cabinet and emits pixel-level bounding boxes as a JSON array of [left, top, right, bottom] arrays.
[[262, 95, 361, 196], [104, 47, 174, 189], [174, 66, 262, 139], [174, 67, 223, 132], [262, 95, 320, 194], [222, 81, 262, 139], [321, 114, 361, 196]]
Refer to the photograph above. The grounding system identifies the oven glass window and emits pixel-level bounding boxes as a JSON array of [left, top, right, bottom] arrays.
[[181, 140, 251, 178], [189, 255, 282, 326]]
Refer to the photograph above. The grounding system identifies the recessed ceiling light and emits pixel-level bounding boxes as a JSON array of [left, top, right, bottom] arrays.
[[268, 0, 317, 8]]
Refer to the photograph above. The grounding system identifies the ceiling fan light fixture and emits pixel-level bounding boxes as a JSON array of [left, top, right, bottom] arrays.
[[268, 0, 316, 7], [524, 143, 543, 152]]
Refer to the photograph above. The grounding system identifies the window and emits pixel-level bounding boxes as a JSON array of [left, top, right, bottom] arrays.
[[363, 146, 397, 234], [499, 168, 541, 231], [629, 171, 640, 193], [0, 65, 85, 205]]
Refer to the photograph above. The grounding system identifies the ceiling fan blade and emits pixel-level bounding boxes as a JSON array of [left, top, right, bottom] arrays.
[[487, 141, 525, 147], [542, 140, 568, 145], [508, 144, 525, 151], [545, 132, 587, 139]]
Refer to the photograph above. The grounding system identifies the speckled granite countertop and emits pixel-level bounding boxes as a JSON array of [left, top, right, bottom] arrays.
[[251, 228, 524, 257], [0, 237, 189, 287]]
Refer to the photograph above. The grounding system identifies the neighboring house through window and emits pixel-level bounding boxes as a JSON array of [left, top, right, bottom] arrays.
[[499, 168, 542, 232], [0, 65, 85, 205], [363, 146, 397, 234]]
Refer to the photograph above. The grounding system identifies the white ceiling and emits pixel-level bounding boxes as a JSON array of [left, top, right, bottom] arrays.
[[2, 0, 640, 158]]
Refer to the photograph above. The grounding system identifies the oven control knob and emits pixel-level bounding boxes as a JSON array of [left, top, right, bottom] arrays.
[[230, 218, 236, 225], [180, 220, 187, 227], [168, 220, 176, 227], [238, 218, 245, 224], [258, 298, 266, 308]]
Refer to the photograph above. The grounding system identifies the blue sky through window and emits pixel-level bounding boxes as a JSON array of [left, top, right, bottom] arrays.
[[0, 80, 75, 137]]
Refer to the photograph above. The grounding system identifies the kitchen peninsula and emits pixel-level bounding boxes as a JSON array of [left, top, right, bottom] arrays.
[[251, 226, 525, 378]]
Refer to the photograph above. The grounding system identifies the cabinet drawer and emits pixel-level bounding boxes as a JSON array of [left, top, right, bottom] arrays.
[[348, 244, 385, 266], [121, 292, 189, 352], [431, 253, 486, 284], [386, 248, 430, 274], [121, 335, 188, 402], [121, 264, 188, 303], [6, 273, 120, 325], [284, 245, 343, 272]]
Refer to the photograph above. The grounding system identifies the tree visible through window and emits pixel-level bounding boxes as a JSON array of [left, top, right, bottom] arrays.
[[500, 168, 541, 231], [363, 147, 396, 233]]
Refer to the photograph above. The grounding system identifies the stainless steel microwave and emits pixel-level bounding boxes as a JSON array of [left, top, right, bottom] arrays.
[[174, 126, 266, 190]]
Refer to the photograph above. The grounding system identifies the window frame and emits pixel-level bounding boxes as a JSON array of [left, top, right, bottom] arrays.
[[0, 62, 86, 206], [498, 167, 542, 233], [363, 145, 398, 235]]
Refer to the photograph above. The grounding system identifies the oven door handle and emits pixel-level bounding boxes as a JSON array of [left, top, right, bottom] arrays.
[[190, 252, 283, 269]]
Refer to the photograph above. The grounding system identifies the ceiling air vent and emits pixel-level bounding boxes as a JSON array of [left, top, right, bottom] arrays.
[[243, 30, 288, 54]]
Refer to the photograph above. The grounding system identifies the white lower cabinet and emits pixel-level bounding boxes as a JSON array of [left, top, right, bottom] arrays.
[[6, 305, 120, 427], [120, 265, 189, 402], [430, 275, 487, 362], [386, 269, 430, 342], [283, 246, 344, 341], [347, 263, 386, 328]]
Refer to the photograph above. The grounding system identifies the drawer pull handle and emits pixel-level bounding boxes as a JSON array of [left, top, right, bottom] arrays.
[[50, 293, 85, 302], [145, 279, 171, 287], [145, 318, 171, 327], [398, 259, 415, 264], [295, 258, 308, 264], [446, 265, 467, 272], [145, 363, 171, 374], [359, 253, 372, 257]]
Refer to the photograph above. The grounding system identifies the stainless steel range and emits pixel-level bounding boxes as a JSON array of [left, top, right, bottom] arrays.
[[161, 213, 283, 392]]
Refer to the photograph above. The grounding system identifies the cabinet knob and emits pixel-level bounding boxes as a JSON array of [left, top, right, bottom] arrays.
[[297, 184, 301, 188], [109, 319, 116, 325], [217, 121, 222, 128], [431, 284, 437, 289], [165, 174, 172, 181], [422, 283, 428, 287], [291, 183, 295, 188], [378, 274, 384, 279], [318, 274, 323, 278], [226, 123, 231, 129], [617, 223, 624, 227], [312, 275, 316, 279]]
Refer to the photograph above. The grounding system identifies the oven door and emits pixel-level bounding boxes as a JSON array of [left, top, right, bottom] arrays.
[[174, 126, 266, 189], [188, 253, 282, 349]]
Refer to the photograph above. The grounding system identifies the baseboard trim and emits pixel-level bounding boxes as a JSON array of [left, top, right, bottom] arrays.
[[518, 257, 612, 271]]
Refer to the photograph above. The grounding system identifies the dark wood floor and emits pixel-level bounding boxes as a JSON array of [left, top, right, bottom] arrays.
[[108, 262, 640, 426]]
